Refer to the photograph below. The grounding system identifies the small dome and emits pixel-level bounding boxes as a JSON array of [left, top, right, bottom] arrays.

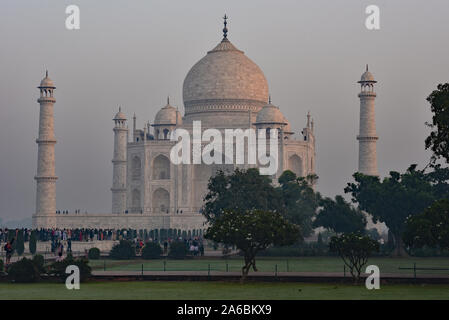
[[114, 110, 126, 120], [39, 71, 55, 88], [255, 102, 287, 125], [359, 65, 376, 82], [154, 102, 182, 125], [360, 71, 374, 82]]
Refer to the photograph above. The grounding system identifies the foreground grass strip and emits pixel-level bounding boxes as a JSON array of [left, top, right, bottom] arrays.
[[1, 281, 449, 300]]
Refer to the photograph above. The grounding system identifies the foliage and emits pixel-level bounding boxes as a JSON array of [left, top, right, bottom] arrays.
[[205, 209, 300, 280], [142, 242, 163, 259], [314, 195, 366, 234], [88, 248, 101, 260], [7, 258, 40, 283], [344, 165, 436, 256], [203, 168, 319, 238], [0, 259, 3, 272], [329, 232, 379, 282], [425, 83, 449, 164], [32, 254, 46, 274], [109, 240, 135, 260], [15, 231, 24, 256], [403, 199, 449, 251], [48, 255, 91, 282], [29, 231, 37, 255], [277, 170, 320, 237], [365, 228, 381, 241], [168, 241, 187, 259], [203, 168, 281, 223]]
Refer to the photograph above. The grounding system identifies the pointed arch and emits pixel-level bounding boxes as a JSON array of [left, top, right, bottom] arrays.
[[152, 154, 170, 180]]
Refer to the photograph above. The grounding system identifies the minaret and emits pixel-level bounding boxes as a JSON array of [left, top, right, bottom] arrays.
[[357, 65, 379, 176], [111, 107, 128, 214], [33, 71, 58, 228]]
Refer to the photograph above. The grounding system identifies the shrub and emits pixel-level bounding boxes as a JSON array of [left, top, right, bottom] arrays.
[[29, 231, 37, 255], [16, 232, 24, 256], [109, 240, 135, 260], [48, 255, 91, 282], [32, 254, 46, 274], [330, 232, 379, 282], [7, 258, 40, 283], [142, 242, 163, 259], [168, 241, 187, 259], [88, 248, 101, 260]]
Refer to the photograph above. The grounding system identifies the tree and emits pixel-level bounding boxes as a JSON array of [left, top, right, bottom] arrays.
[[329, 232, 379, 283], [205, 209, 300, 281], [203, 168, 282, 222], [29, 231, 37, 255], [344, 165, 435, 256], [277, 170, 320, 237], [16, 230, 24, 256], [313, 195, 367, 234], [425, 83, 449, 164], [403, 199, 449, 251], [203, 168, 319, 237]]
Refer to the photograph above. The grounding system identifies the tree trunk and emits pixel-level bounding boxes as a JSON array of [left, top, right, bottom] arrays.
[[392, 233, 409, 257], [252, 258, 258, 272]]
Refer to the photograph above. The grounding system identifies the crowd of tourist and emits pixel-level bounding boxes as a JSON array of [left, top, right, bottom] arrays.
[[0, 227, 205, 259]]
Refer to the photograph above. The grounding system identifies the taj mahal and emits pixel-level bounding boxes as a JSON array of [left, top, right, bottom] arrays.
[[32, 17, 379, 231]]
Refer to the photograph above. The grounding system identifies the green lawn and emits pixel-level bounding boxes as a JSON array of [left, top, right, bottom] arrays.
[[0, 281, 449, 300], [89, 256, 449, 275]]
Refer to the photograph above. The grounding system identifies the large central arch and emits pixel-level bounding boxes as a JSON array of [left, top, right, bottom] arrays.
[[153, 188, 170, 213], [152, 154, 170, 180]]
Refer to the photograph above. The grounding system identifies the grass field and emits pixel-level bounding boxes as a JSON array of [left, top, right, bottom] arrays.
[[0, 281, 449, 300], [89, 256, 449, 276]]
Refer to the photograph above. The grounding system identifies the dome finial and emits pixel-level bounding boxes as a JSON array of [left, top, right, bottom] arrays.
[[46, 70, 48, 78], [222, 14, 228, 40], [269, 94, 271, 104], [366, 64, 369, 72], [167, 95, 170, 105]]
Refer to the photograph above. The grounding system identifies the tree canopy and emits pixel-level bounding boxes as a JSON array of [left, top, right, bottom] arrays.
[[344, 165, 436, 256], [313, 195, 367, 234], [403, 199, 449, 251], [202, 168, 281, 223], [425, 83, 449, 164], [277, 170, 320, 237]]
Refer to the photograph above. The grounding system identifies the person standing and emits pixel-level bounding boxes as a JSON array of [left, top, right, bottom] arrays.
[[4, 238, 14, 268]]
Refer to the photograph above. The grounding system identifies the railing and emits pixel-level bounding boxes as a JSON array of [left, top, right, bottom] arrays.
[[398, 263, 449, 280]]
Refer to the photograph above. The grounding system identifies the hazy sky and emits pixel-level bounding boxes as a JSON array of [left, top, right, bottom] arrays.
[[0, 0, 448, 221]]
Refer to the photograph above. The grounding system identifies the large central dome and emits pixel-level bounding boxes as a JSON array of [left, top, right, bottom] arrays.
[[182, 29, 269, 127]]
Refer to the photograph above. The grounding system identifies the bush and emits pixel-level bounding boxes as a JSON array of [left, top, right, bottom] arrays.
[[142, 242, 162, 259], [48, 255, 91, 282], [29, 231, 37, 255], [7, 258, 40, 283], [32, 254, 46, 274], [109, 240, 135, 260], [168, 241, 188, 259], [88, 248, 101, 260]]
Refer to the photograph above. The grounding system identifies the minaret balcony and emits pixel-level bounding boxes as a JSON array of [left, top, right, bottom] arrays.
[[357, 135, 379, 141]]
